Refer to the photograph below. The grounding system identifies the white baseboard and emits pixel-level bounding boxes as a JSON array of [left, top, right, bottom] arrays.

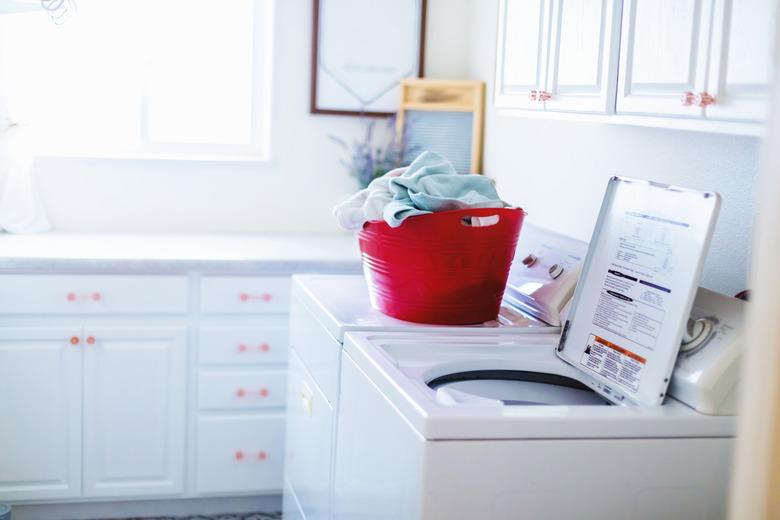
[[7, 495, 281, 520]]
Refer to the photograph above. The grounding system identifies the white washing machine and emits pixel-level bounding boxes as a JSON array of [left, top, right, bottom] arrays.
[[329, 178, 737, 519], [335, 287, 743, 519], [283, 224, 589, 519]]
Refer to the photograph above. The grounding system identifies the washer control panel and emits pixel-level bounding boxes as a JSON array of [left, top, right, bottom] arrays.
[[669, 287, 746, 415]]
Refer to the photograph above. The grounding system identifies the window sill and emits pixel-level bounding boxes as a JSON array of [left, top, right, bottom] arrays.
[[35, 151, 275, 166]]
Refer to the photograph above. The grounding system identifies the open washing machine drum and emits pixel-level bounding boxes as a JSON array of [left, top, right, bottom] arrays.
[[429, 370, 609, 406]]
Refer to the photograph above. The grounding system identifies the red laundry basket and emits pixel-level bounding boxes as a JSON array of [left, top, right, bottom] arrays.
[[358, 207, 526, 325]]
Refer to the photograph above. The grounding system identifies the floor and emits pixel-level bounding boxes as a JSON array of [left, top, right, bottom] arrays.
[[109, 514, 282, 520]]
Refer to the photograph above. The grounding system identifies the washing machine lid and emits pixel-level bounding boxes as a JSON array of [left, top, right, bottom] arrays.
[[556, 177, 721, 407], [502, 223, 588, 326]]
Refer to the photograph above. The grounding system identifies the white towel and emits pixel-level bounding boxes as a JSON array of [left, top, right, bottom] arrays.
[[334, 166, 407, 231]]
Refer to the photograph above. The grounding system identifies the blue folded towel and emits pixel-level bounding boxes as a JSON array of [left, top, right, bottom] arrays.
[[383, 151, 504, 227]]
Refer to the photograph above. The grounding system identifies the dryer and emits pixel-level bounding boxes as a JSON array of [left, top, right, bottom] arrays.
[[283, 223, 589, 520]]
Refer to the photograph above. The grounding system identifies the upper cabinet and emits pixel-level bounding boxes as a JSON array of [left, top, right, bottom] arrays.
[[495, 0, 551, 111], [495, 0, 622, 113], [706, 0, 774, 121], [495, 0, 775, 132], [546, 0, 622, 112], [617, 0, 711, 117]]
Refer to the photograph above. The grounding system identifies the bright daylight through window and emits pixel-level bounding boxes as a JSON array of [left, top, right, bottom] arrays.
[[0, 0, 272, 159]]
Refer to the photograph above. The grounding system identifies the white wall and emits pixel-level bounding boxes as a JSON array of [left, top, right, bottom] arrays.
[[468, 0, 762, 296], [33, 0, 473, 235]]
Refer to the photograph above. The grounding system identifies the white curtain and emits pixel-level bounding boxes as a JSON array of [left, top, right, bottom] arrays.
[[0, 82, 51, 233]]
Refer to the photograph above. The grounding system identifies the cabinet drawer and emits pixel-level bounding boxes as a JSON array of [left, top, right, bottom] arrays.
[[198, 369, 287, 410], [196, 414, 284, 494], [284, 349, 334, 520], [199, 325, 289, 366], [0, 275, 188, 315], [200, 276, 291, 315]]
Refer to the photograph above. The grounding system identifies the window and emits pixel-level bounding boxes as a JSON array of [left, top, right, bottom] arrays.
[[0, 0, 273, 160]]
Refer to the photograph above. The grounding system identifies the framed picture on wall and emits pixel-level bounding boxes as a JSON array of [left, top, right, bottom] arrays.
[[310, 0, 427, 117]]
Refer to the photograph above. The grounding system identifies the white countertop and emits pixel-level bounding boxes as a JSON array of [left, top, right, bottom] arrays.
[[0, 232, 363, 273]]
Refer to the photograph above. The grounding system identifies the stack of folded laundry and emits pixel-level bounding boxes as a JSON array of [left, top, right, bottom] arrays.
[[334, 151, 507, 230]]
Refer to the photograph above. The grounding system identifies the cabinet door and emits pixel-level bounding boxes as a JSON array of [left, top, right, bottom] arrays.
[[494, 0, 552, 110], [617, 0, 713, 117], [545, 0, 622, 113], [82, 326, 186, 498], [705, 0, 775, 121], [0, 327, 82, 502]]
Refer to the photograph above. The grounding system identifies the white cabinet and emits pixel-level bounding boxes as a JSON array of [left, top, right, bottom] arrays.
[[706, 0, 775, 122], [0, 328, 82, 502], [82, 326, 187, 498], [0, 325, 187, 503], [495, 0, 622, 113], [496, 0, 775, 131], [616, 0, 712, 117], [546, 0, 622, 112], [495, 0, 551, 110]]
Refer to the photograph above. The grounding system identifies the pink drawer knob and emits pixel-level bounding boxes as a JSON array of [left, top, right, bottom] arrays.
[[680, 91, 695, 106], [259, 388, 269, 398], [70, 336, 80, 345], [238, 344, 248, 353], [236, 388, 246, 398], [260, 343, 270, 352], [262, 293, 272, 302], [91, 292, 102, 301], [695, 92, 716, 107], [257, 451, 267, 461], [86, 336, 96, 345], [235, 450, 244, 461], [239, 293, 249, 301], [67, 292, 77, 301]]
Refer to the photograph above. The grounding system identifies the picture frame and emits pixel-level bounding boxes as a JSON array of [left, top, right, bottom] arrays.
[[310, 0, 427, 117]]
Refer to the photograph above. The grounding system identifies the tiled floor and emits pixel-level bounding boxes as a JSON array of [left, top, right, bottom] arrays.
[[108, 514, 282, 520]]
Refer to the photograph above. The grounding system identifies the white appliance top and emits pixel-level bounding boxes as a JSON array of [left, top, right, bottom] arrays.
[[556, 178, 721, 406], [293, 274, 551, 342], [342, 331, 734, 441], [293, 224, 588, 342]]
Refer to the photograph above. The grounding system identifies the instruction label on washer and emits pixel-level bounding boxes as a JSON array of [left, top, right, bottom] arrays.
[[580, 335, 647, 392]]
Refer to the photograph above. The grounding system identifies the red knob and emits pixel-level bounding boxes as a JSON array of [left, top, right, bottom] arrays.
[[235, 450, 244, 461], [260, 343, 270, 352], [236, 388, 246, 398], [238, 344, 247, 352], [91, 292, 102, 301], [86, 336, 96, 345], [239, 293, 249, 301], [70, 336, 80, 345], [257, 451, 267, 461], [67, 292, 77, 301], [259, 388, 269, 398]]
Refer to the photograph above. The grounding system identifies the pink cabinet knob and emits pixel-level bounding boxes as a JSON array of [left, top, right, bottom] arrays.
[[239, 293, 249, 301], [538, 90, 552, 101], [237, 344, 248, 352], [260, 343, 270, 352], [235, 450, 244, 461], [259, 388, 269, 398], [67, 292, 77, 301], [262, 293, 272, 302], [236, 388, 246, 398], [86, 336, 96, 345], [91, 292, 102, 301], [257, 451, 267, 461], [70, 336, 80, 345], [680, 91, 695, 106], [695, 92, 716, 107]]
